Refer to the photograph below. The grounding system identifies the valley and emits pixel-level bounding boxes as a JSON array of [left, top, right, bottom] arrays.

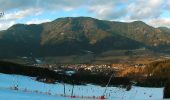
[[1, 0, 170, 99], [0, 17, 170, 99]]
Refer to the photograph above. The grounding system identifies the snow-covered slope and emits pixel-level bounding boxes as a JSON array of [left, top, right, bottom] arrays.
[[0, 88, 70, 100], [0, 73, 164, 100]]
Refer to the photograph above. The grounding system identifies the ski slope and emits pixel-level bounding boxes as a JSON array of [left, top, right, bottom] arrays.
[[0, 73, 164, 100]]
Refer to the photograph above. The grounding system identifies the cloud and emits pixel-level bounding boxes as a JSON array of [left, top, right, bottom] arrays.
[[0, 0, 86, 11], [89, 4, 127, 20], [127, 0, 164, 20], [0, 0, 168, 21], [1, 8, 42, 21], [0, 0, 36, 11], [0, 0, 127, 14], [148, 18, 170, 27], [0, 20, 15, 30], [26, 18, 51, 24], [167, 0, 170, 9], [0, 8, 43, 30], [88, 0, 128, 20]]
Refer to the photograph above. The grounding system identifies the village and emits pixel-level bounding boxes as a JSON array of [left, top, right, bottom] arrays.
[[33, 63, 146, 76]]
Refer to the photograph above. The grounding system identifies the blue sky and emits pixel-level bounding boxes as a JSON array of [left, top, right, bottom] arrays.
[[0, 0, 170, 30]]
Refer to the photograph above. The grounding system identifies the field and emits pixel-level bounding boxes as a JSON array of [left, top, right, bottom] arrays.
[[0, 49, 163, 65]]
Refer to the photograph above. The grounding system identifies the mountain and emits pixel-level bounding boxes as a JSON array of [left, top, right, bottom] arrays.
[[0, 17, 170, 58], [158, 27, 170, 34]]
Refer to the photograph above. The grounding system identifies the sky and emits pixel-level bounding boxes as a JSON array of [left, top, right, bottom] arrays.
[[0, 0, 170, 30]]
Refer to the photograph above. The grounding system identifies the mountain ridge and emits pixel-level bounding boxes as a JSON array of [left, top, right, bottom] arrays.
[[0, 17, 170, 58]]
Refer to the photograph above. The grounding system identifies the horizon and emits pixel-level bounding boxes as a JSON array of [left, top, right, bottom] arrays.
[[0, 0, 170, 30], [1, 16, 166, 31]]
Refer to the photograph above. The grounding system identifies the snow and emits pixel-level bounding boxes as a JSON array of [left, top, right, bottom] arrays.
[[35, 58, 43, 64], [0, 88, 68, 100], [65, 70, 76, 76], [0, 73, 164, 100]]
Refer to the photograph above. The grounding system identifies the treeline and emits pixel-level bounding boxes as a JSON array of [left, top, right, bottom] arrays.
[[0, 61, 57, 79], [143, 59, 170, 87], [117, 59, 170, 87], [146, 59, 170, 79], [164, 81, 170, 98], [0, 61, 131, 86], [146, 59, 170, 99], [117, 59, 170, 98], [62, 72, 131, 86]]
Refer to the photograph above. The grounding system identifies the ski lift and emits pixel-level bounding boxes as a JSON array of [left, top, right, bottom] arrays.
[[102, 72, 114, 99]]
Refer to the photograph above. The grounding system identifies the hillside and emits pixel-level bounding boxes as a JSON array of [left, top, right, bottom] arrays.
[[0, 17, 170, 60]]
